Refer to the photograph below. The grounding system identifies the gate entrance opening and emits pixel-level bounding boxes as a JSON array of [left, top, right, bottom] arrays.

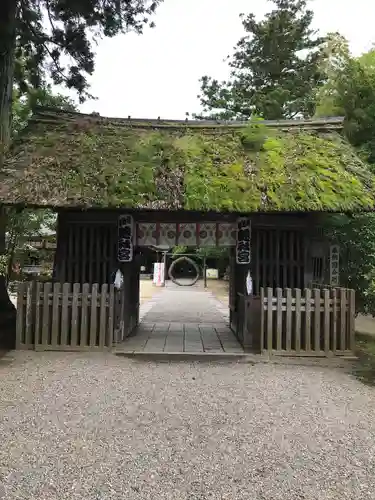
[[116, 243, 244, 354]]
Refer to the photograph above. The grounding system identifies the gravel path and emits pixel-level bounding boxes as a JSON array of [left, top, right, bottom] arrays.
[[1, 352, 375, 500]]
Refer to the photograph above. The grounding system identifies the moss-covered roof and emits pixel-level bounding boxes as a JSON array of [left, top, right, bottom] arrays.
[[1, 108, 375, 213]]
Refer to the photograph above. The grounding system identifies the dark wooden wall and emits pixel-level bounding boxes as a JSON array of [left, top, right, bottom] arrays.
[[54, 209, 320, 288], [251, 228, 305, 294], [54, 214, 117, 284]]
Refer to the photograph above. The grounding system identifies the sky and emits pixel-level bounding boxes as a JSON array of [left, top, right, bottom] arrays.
[[69, 0, 375, 119]]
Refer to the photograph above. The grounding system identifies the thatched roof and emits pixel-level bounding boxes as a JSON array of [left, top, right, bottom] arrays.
[[1, 108, 374, 213]]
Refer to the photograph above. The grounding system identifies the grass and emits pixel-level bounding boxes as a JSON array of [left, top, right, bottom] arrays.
[[353, 332, 375, 386]]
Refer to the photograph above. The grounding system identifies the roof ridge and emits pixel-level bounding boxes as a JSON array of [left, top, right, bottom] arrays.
[[31, 106, 344, 130]]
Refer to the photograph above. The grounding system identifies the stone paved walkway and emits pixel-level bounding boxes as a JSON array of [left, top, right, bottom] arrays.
[[119, 281, 243, 353]]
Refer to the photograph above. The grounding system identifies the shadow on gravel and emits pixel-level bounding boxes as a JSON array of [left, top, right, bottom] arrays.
[[352, 333, 375, 386]]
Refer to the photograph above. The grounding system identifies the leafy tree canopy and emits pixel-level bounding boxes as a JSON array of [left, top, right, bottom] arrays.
[[12, 0, 161, 99], [314, 32, 351, 118], [326, 214, 375, 316], [315, 42, 375, 165], [196, 0, 325, 120], [0, 0, 162, 152], [12, 85, 77, 137]]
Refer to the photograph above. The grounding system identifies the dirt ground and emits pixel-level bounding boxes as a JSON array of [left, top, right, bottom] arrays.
[[355, 315, 375, 337], [140, 279, 229, 306]]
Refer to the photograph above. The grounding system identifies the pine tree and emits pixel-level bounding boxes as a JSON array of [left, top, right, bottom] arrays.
[[197, 0, 325, 120]]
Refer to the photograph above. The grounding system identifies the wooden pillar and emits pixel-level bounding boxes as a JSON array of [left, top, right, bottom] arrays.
[[234, 217, 254, 350], [0, 205, 16, 348], [116, 214, 140, 340]]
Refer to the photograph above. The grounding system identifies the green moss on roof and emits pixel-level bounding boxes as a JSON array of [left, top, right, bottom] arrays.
[[1, 109, 375, 212]]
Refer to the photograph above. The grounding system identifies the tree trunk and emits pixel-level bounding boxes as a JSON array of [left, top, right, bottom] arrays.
[[0, 0, 17, 348], [0, 0, 16, 159], [0, 207, 16, 349]]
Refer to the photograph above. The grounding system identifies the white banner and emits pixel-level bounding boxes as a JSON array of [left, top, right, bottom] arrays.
[[153, 262, 165, 287]]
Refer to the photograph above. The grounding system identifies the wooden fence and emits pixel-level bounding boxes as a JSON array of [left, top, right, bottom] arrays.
[[238, 287, 355, 356], [16, 282, 116, 351]]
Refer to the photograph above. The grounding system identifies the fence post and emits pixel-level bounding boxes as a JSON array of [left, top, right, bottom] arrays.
[[242, 295, 250, 351], [313, 289, 321, 353], [305, 288, 312, 352], [348, 289, 355, 352], [89, 284, 99, 347], [339, 288, 347, 351], [266, 288, 273, 353], [34, 282, 42, 349], [15, 282, 25, 349], [295, 288, 301, 353], [41, 282, 52, 350], [107, 285, 115, 348], [260, 288, 265, 351], [51, 282, 61, 348], [25, 282, 33, 348], [99, 284, 108, 348], [60, 283, 70, 347], [285, 288, 292, 351], [332, 288, 337, 353], [80, 283, 89, 347], [70, 283, 80, 348], [323, 289, 330, 355], [276, 288, 282, 351]]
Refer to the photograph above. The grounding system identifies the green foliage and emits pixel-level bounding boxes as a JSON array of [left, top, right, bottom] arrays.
[[315, 43, 375, 166], [197, 0, 326, 120], [325, 214, 375, 315], [239, 120, 267, 152], [8, 0, 161, 100], [2, 208, 56, 280], [195, 247, 229, 259], [12, 86, 77, 137], [172, 245, 229, 261], [338, 60, 375, 166], [314, 32, 351, 118], [0, 255, 7, 276], [172, 246, 188, 257]]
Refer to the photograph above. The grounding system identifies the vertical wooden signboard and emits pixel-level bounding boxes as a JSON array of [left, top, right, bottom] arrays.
[[118, 214, 134, 263], [236, 217, 251, 265], [329, 244, 340, 286]]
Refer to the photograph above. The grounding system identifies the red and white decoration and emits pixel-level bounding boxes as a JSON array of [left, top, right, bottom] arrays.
[[217, 223, 237, 247], [137, 222, 157, 246], [159, 223, 177, 247], [178, 223, 197, 246], [134, 222, 238, 247], [198, 223, 217, 247]]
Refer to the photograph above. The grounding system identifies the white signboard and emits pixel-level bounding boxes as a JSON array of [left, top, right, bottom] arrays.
[[23, 265, 42, 274], [206, 268, 219, 279]]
